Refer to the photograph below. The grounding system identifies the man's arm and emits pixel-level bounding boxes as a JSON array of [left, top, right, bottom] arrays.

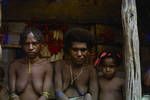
[[54, 61, 69, 100], [89, 67, 98, 100]]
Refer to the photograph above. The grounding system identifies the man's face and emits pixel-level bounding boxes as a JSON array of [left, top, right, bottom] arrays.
[[102, 58, 117, 79], [23, 32, 41, 59], [70, 42, 89, 65]]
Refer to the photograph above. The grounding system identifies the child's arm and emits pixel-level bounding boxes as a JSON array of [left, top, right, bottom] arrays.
[[89, 67, 98, 100], [121, 78, 126, 100]]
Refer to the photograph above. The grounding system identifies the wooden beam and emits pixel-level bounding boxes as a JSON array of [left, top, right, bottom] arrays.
[[121, 0, 142, 100]]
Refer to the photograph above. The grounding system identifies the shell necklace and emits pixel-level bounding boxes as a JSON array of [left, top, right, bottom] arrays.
[[69, 64, 84, 85]]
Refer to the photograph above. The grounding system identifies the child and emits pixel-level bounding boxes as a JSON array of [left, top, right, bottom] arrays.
[[95, 50, 125, 100]]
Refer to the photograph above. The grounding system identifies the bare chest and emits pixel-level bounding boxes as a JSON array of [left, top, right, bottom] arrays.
[[99, 77, 123, 92], [63, 67, 89, 85], [15, 63, 46, 94]]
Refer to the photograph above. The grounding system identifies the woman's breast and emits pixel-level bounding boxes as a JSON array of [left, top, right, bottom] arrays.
[[32, 78, 43, 94], [16, 74, 29, 93]]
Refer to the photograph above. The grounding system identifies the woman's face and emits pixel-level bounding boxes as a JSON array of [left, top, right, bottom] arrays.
[[23, 32, 41, 59], [69, 42, 89, 65], [102, 57, 117, 79]]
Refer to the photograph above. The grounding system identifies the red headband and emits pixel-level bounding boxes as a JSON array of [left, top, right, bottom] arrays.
[[94, 52, 107, 66], [94, 51, 121, 67]]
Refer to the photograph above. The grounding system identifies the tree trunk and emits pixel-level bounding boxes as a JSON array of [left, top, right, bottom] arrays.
[[121, 0, 142, 100]]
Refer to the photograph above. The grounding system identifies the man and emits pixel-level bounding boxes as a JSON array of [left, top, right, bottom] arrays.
[[55, 28, 98, 100], [8, 27, 53, 100]]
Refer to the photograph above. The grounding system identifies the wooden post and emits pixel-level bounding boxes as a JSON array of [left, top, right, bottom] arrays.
[[121, 0, 142, 100]]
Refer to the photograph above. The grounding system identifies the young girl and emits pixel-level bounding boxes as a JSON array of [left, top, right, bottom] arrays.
[[95, 50, 125, 100]]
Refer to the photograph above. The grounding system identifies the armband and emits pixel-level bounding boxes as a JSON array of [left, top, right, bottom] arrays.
[[9, 92, 18, 99], [42, 91, 50, 99]]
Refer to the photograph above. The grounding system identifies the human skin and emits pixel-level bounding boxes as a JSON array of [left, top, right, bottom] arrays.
[[98, 77, 124, 100], [9, 32, 53, 100], [98, 57, 125, 100], [55, 42, 98, 100], [144, 69, 150, 87]]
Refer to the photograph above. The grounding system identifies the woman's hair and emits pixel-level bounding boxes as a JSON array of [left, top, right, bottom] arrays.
[[64, 27, 95, 53], [19, 27, 44, 46], [94, 50, 122, 67]]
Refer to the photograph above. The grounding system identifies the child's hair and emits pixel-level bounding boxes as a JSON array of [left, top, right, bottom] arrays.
[[94, 50, 122, 67]]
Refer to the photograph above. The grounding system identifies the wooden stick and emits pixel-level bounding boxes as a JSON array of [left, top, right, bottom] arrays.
[[121, 0, 142, 100]]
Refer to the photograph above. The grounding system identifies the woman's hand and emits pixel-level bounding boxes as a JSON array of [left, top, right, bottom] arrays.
[[9, 95, 20, 100], [38, 96, 47, 100]]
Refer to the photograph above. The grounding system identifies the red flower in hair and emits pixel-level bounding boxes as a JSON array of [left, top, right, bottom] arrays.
[[94, 51, 122, 67], [94, 52, 107, 66]]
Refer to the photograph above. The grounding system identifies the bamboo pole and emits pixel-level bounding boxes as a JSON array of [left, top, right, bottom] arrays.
[[121, 0, 142, 100]]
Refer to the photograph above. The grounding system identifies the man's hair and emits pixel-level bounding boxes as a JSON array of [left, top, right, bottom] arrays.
[[64, 27, 94, 53], [19, 27, 44, 46]]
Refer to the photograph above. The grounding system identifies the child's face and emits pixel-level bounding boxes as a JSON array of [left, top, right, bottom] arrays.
[[102, 57, 117, 79]]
